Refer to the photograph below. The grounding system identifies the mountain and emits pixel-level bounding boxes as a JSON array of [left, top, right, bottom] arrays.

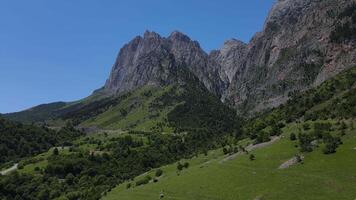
[[4, 0, 356, 124], [1, 1, 356, 199], [223, 0, 356, 114], [103, 30, 225, 97]]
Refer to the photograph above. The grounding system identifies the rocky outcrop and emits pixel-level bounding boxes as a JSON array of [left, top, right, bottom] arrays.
[[223, 0, 356, 114], [104, 31, 225, 97], [209, 39, 247, 84], [104, 0, 356, 115]]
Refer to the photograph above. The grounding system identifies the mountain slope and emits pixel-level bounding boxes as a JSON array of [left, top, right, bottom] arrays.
[[4, 0, 356, 125], [0, 116, 82, 165], [102, 66, 356, 200], [224, 0, 356, 114], [3, 102, 67, 123], [74, 66, 238, 133], [103, 122, 356, 200]]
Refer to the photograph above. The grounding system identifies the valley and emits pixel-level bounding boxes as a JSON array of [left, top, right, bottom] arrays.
[[1, 0, 356, 199]]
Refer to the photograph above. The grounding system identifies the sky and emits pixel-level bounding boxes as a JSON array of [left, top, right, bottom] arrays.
[[0, 0, 275, 113]]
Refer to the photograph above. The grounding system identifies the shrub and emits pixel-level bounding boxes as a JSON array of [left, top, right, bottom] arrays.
[[183, 162, 190, 169], [222, 147, 229, 155], [303, 123, 310, 130], [255, 131, 270, 144], [135, 176, 152, 186], [323, 135, 342, 154], [155, 169, 163, 177], [298, 132, 314, 152], [126, 183, 131, 189], [249, 154, 255, 161], [290, 133, 297, 141], [177, 162, 184, 171], [53, 148, 59, 156]]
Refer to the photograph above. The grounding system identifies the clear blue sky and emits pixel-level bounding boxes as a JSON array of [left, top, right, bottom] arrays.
[[0, 0, 275, 113]]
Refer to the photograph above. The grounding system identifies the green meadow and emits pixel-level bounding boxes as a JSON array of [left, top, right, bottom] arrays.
[[103, 121, 356, 200]]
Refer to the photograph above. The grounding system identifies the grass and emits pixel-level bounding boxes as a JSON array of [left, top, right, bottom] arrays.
[[17, 147, 71, 174], [82, 86, 176, 132], [102, 120, 356, 200], [15, 129, 150, 175]]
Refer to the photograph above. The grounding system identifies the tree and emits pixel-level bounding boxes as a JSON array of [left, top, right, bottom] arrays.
[[53, 148, 59, 156], [255, 131, 270, 144], [303, 123, 310, 130], [222, 147, 229, 155], [298, 133, 314, 152], [65, 173, 75, 185], [323, 135, 342, 154], [290, 133, 297, 141], [177, 162, 183, 171], [126, 183, 131, 189], [155, 169, 163, 177]]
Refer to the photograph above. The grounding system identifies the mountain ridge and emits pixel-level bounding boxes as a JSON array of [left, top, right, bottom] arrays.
[[4, 0, 356, 123]]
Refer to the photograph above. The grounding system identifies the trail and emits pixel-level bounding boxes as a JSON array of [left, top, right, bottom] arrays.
[[220, 136, 281, 164], [1, 163, 18, 175]]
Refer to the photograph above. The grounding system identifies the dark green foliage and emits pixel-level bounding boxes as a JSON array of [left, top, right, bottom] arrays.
[[119, 108, 128, 117], [147, 66, 241, 134], [249, 154, 255, 161], [298, 132, 314, 152], [322, 134, 342, 154], [177, 162, 184, 171], [0, 117, 82, 164], [126, 183, 131, 189], [52, 148, 59, 156], [255, 131, 271, 144], [56, 96, 124, 125], [270, 124, 282, 136], [136, 176, 152, 186], [223, 147, 229, 155], [290, 133, 297, 141], [166, 86, 239, 133], [245, 67, 356, 134], [0, 123, 239, 200], [155, 169, 163, 177], [3, 102, 66, 123]]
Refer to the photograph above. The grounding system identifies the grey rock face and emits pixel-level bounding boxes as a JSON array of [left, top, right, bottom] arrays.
[[104, 31, 175, 94], [104, 30, 225, 97], [224, 0, 356, 114], [209, 39, 247, 83], [104, 0, 356, 115]]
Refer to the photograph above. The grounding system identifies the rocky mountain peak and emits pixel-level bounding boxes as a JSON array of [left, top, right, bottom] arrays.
[[103, 30, 224, 96], [168, 31, 192, 43], [143, 30, 162, 39], [104, 0, 355, 115]]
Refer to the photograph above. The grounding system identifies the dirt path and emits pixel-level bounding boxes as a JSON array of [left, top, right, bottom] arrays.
[[220, 136, 281, 163], [1, 163, 18, 175]]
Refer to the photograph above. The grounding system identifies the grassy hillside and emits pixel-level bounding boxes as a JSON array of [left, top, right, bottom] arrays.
[[0, 117, 82, 165], [103, 120, 356, 200], [101, 66, 356, 200], [3, 102, 67, 123], [3, 67, 238, 135], [81, 86, 176, 132], [1, 64, 354, 200]]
